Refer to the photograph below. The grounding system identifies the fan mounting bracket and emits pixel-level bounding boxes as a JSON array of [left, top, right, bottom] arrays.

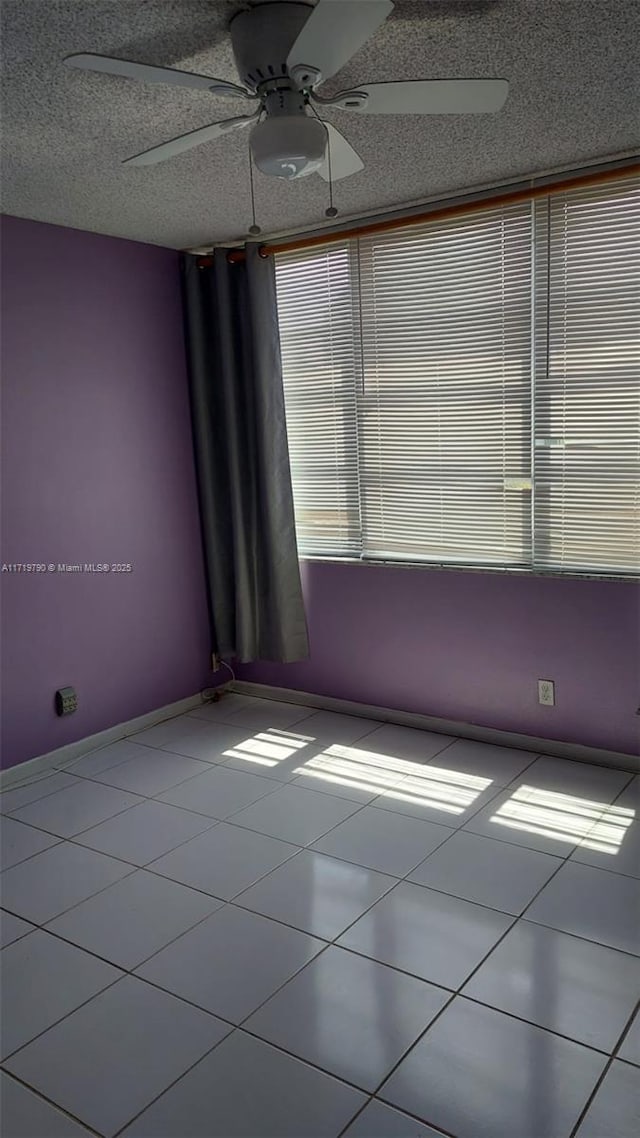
[[230, 1, 314, 92], [259, 81, 309, 118]]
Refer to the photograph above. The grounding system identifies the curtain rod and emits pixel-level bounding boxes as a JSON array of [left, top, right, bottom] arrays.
[[216, 162, 639, 266]]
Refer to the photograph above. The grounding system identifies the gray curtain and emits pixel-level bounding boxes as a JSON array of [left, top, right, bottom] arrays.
[[181, 244, 309, 663]]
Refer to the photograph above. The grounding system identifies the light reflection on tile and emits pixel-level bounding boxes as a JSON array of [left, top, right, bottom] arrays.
[[293, 745, 409, 797], [293, 743, 492, 818], [488, 785, 635, 852], [220, 734, 494, 822], [223, 728, 311, 770]]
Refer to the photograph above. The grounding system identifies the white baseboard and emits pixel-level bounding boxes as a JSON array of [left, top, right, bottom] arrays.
[[4, 679, 636, 790], [232, 681, 640, 774], [0, 691, 226, 790]]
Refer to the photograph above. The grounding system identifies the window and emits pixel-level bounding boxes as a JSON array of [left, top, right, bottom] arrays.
[[532, 181, 640, 573], [276, 175, 640, 575], [275, 245, 361, 556]]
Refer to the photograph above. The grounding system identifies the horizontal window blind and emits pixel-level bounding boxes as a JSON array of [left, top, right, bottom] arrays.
[[275, 173, 639, 576], [357, 203, 533, 564], [533, 178, 640, 573], [275, 244, 361, 556]]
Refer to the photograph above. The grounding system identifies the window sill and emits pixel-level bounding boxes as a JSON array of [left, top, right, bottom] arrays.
[[298, 555, 638, 583]]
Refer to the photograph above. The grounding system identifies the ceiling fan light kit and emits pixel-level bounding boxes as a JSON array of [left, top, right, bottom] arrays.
[[250, 114, 327, 179], [63, 0, 509, 189], [248, 84, 328, 178]]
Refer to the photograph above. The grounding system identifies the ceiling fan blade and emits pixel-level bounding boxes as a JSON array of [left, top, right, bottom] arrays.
[[123, 113, 259, 167], [317, 123, 364, 182], [287, 1, 394, 84], [64, 53, 250, 97], [331, 78, 509, 114]]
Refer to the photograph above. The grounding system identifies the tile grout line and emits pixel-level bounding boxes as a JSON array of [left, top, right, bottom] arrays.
[[357, 830, 604, 1131], [439, 991, 625, 1057], [4, 775, 380, 1000], [6, 711, 626, 855], [4, 692, 634, 799], [2, 930, 633, 1138], [2, 801, 220, 879], [142, 840, 304, 897], [333, 907, 640, 981], [1, 894, 238, 1063], [2, 756, 285, 849], [568, 996, 640, 1138], [447, 758, 638, 868], [6, 844, 637, 1066], [0, 862, 140, 931], [106, 1021, 342, 1138], [3, 776, 389, 1070], [0, 1067, 106, 1138], [65, 751, 232, 792], [0, 720, 502, 836], [2, 897, 239, 1049], [4, 796, 153, 844], [132, 757, 637, 1115], [11, 1025, 232, 1138], [299, 736, 596, 889], [360, 770, 637, 1127], [70, 814, 224, 871], [0, 935, 633, 1125], [207, 723, 633, 879], [2, 711, 637, 1136], [4, 739, 635, 950], [0, 701, 462, 819], [0, 835, 65, 874], [225, 957, 627, 1100], [5, 750, 636, 997], [221, 748, 639, 962], [108, 1016, 403, 1138], [610, 997, 640, 1063], [73, 730, 417, 821], [2, 784, 423, 1128], [0, 772, 81, 812], [0, 705, 223, 796], [1, 967, 126, 1066], [208, 731, 528, 846], [77, 762, 284, 826], [336, 1092, 459, 1138], [0, 751, 506, 875], [0, 691, 278, 798]]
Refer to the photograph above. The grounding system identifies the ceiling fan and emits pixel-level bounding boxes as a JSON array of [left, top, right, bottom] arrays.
[[64, 0, 508, 182]]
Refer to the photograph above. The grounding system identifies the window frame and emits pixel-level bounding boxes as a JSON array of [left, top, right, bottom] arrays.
[[275, 178, 640, 581]]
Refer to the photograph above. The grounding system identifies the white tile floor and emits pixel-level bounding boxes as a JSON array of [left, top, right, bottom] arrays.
[[0, 693, 638, 1138]]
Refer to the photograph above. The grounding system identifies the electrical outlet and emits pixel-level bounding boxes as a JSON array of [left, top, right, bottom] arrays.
[[55, 686, 78, 716], [538, 679, 555, 707]]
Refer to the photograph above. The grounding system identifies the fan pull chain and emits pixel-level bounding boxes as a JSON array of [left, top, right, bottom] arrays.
[[247, 138, 261, 236], [325, 137, 338, 219], [309, 102, 339, 220]]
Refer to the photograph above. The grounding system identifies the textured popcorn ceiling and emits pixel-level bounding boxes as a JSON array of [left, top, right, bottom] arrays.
[[1, 0, 638, 249]]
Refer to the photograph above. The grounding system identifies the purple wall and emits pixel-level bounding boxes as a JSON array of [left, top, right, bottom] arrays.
[[1, 216, 211, 769], [239, 560, 640, 755], [3, 217, 637, 768]]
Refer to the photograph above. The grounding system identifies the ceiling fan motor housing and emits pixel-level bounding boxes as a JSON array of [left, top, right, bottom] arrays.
[[230, 2, 314, 90], [232, 2, 326, 179]]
